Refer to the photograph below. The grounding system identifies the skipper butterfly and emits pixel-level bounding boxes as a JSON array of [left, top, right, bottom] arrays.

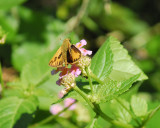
[[49, 38, 81, 68]]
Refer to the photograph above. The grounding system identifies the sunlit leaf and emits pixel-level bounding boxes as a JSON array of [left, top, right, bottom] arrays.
[[131, 95, 148, 117], [110, 99, 131, 123], [0, 96, 38, 128], [91, 37, 113, 80], [93, 74, 140, 103], [108, 36, 147, 81]]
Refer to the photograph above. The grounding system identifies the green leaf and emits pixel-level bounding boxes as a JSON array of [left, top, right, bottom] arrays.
[[0, 11, 18, 41], [12, 43, 47, 71], [0, 0, 26, 10], [91, 37, 113, 80], [146, 102, 160, 128], [131, 95, 148, 117], [110, 99, 132, 123], [20, 51, 53, 87], [121, 82, 142, 101], [93, 74, 140, 103], [0, 96, 38, 128], [108, 36, 147, 81], [36, 76, 64, 110], [20, 50, 64, 110]]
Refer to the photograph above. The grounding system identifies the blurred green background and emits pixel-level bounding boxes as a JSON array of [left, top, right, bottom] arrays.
[[0, 0, 160, 93]]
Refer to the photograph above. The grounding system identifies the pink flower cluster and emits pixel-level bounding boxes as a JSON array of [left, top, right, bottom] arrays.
[[50, 98, 76, 115], [75, 39, 92, 56]]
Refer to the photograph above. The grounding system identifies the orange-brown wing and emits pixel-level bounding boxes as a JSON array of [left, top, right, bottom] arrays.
[[67, 45, 81, 64], [49, 47, 64, 67]]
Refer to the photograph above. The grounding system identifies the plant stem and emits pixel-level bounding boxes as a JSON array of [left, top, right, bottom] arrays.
[[74, 86, 94, 110], [140, 104, 160, 127], [29, 101, 76, 128], [66, 0, 90, 33], [94, 104, 134, 128], [74, 86, 131, 127], [74, 86, 135, 128], [85, 67, 93, 95], [74, 86, 112, 120], [90, 71, 104, 85], [93, 104, 113, 122], [116, 98, 141, 126], [0, 62, 4, 96]]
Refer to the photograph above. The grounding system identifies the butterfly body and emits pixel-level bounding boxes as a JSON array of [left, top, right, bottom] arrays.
[[49, 38, 81, 68]]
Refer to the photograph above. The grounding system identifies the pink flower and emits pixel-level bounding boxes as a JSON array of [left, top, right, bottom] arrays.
[[64, 98, 76, 110], [51, 64, 81, 86], [70, 65, 81, 77], [51, 67, 70, 86], [76, 39, 92, 56], [50, 104, 63, 115]]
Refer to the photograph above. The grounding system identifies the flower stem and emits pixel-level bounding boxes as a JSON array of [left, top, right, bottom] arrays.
[[85, 67, 93, 95], [116, 98, 141, 126], [74, 86, 94, 110], [93, 104, 134, 128], [90, 71, 104, 85], [74, 86, 132, 127]]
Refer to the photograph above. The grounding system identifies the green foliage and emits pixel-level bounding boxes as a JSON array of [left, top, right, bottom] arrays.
[[109, 96, 159, 127], [0, 96, 38, 128], [0, 0, 26, 10], [108, 37, 147, 81], [131, 95, 148, 117], [12, 43, 47, 71], [111, 99, 131, 123], [20, 52, 52, 87], [91, 37, 113, 80], [93, 74, 140, 103]]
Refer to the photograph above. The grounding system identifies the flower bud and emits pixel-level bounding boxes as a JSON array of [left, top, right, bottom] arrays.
[[76, 56, 91, 76], [61, 73, 76, 88]]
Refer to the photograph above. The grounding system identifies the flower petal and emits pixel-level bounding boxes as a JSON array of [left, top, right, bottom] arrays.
[[76, 39, 87, 48], [56, 79, 62, 86], [50, 104, 63, 115], [70, 65, 81, 77], [51, 69, 59, 75], [80, 48, 92, 56], [64, 98, 76, 110], [80, 39, 87, 46]]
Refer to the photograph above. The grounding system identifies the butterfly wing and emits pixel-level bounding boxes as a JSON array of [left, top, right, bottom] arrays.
[[49, 47, 64, 67], [67, 45, 81, 64]]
